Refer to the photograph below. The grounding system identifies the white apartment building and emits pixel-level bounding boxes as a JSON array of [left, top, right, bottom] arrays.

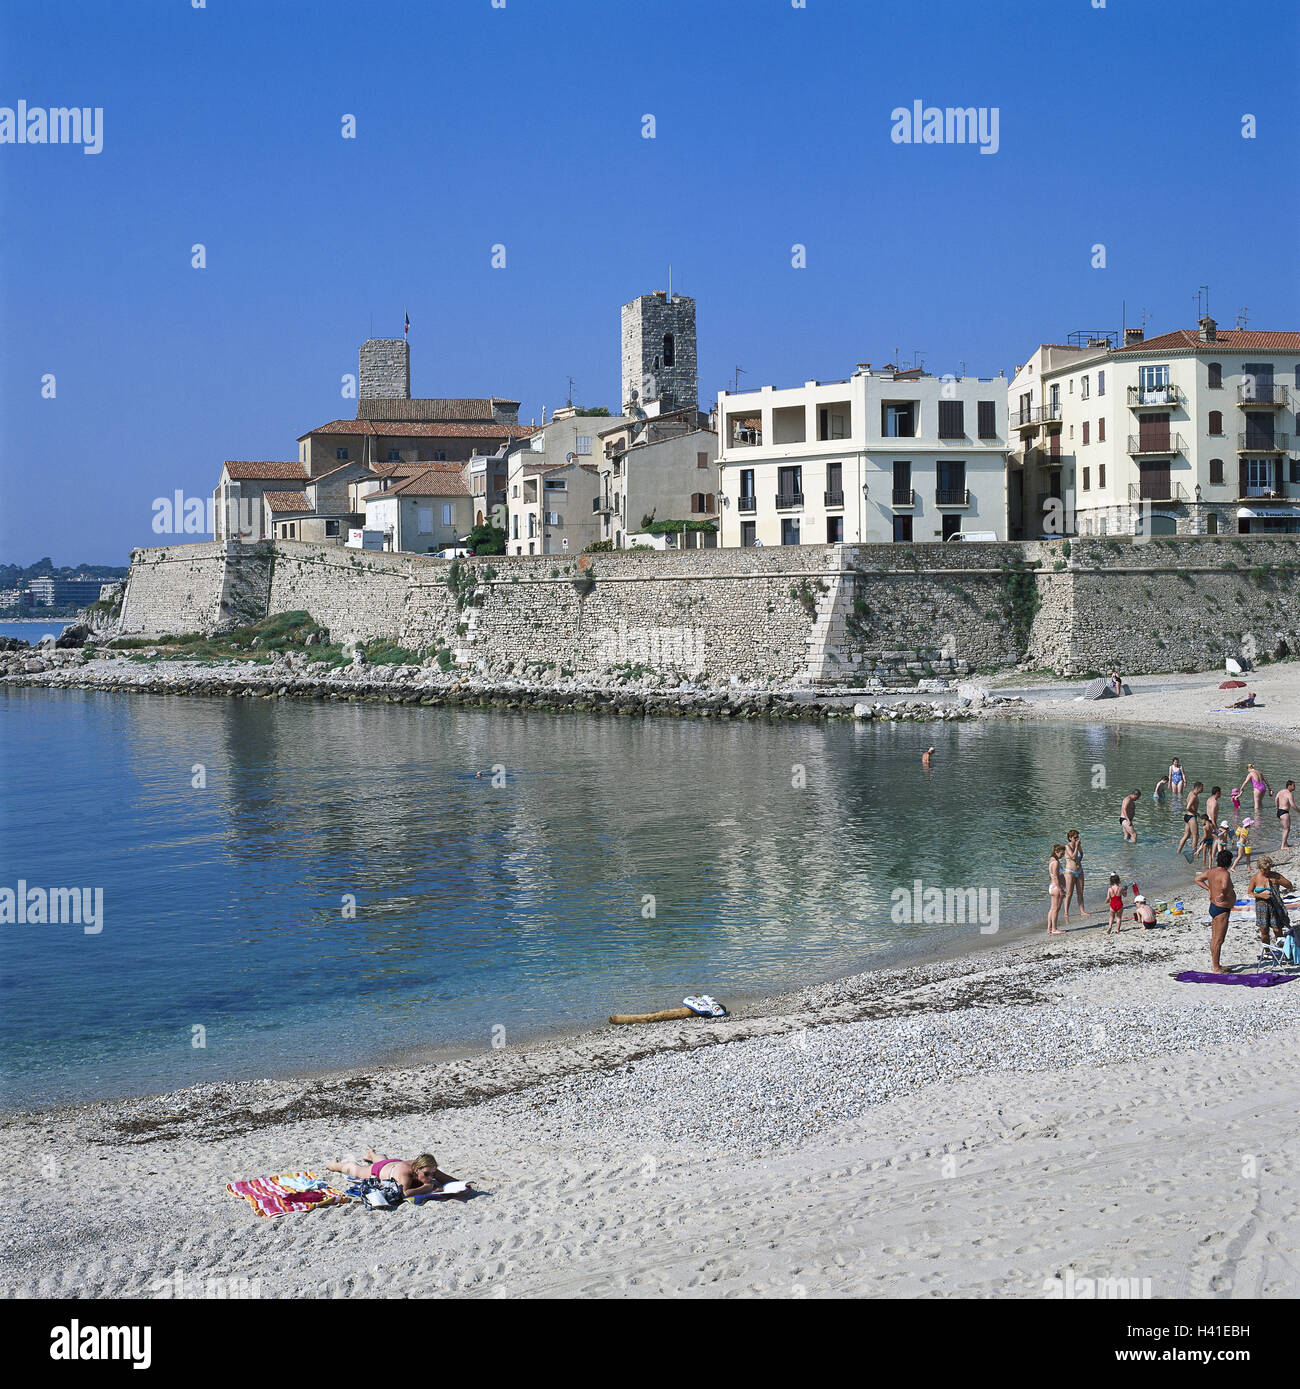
[[504, 408, 633, 556], [716, 367, 1009, 546], [1009, 320, 1300, 537]]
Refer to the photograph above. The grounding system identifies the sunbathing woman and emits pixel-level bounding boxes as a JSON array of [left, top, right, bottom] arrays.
[[326, 1148, 459, 1197]]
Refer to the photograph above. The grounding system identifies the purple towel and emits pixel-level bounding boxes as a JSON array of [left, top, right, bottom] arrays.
[[1174, 971, 1298, 987]]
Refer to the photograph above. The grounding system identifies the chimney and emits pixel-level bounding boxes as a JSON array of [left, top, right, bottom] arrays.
[[1124, 327, 1144, 345], [1199, 315, 1217, 342]]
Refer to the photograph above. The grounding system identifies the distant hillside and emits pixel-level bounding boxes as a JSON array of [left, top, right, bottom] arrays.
[[0, 557, 130, 587]]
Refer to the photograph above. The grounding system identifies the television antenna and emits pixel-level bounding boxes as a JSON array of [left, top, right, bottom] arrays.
[[731, 365, 747, 393]]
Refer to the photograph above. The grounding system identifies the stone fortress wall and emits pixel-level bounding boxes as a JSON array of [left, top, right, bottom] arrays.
[[118, 537, 1300, 682]]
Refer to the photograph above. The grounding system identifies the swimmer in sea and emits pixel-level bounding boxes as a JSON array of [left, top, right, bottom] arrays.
[[1119, 789, 1140, 844], [1175, 781, 1203, 856]]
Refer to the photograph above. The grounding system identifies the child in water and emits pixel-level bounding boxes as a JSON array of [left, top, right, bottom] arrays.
[[1106, 874, 1127, 934], [1232, 819, 1254, 870]]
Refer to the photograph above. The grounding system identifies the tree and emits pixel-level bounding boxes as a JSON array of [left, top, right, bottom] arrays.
[[465, 523, 506, 556]]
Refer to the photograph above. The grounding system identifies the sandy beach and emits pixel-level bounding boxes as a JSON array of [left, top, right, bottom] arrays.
[[3, 663, 1299, 1301]]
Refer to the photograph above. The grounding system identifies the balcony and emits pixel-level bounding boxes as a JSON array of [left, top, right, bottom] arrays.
[[775, 491, 804, 509], [1011, 404, 1062, 431], [1237, 383, 1290, 408], [935, 488, 971, 507], [1127, 433, 1184, 457], [823, 489, 845, 508], [1237, 432, 1290, 453], [737, 494, 757, 513], [1127, 385, 1184, 410], [1238, 481, 1289, 501], [593, 496, 614, 514], [1128, 481, 1190, 503], [891, 487, 915, 508]]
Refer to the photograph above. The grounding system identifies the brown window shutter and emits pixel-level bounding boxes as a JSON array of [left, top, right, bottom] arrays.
[[1239, 459, 1249, 495]]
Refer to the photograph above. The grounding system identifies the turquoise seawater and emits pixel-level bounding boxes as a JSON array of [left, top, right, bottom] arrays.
[[0, 686, 1289, 1108]]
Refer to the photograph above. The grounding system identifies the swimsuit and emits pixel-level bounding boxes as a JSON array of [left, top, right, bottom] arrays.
[[370, 1160, 393, 1178], [1108, 894, 1123, 911], [1210, 902, 1231, 920]]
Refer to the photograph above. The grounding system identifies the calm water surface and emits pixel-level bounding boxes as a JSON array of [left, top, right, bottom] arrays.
[[0, 687, 1289, 1108]]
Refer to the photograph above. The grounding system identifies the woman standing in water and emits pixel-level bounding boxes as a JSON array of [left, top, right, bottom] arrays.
[[1237, 763, 1272, 821], [1047, 844, 1067, 934], [1063, 829, 1086, 922]]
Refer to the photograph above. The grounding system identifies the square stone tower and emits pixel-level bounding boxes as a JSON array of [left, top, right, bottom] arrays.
[[621, 291, 697, 416], [359, 338, 410, 400]]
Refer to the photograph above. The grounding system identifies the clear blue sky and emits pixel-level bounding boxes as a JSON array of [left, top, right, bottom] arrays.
[[2, 0, 1297, 562]]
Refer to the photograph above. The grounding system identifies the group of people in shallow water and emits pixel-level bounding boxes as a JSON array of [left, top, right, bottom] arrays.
[[1046, 758, 1296, 972]]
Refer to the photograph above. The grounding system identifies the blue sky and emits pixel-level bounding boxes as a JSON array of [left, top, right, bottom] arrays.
[[2, 0, 1297, 562]]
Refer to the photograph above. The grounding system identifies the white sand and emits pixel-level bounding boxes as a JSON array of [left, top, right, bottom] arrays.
[[3, 664, 1298, 1300]]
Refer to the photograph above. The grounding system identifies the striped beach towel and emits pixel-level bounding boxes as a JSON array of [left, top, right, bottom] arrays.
[[226, 1171, 351, 1218]]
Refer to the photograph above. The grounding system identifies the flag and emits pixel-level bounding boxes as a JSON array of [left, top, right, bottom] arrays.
[[404, 310, 410, 337]]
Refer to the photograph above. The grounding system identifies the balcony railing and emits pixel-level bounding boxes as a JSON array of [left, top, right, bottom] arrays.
[[1011, 404, 1062, 428], [737, 494, 757, 513], [1127, 481, 1190, 503], [1237, 383, 1290, 408], [891, 487, 915, 507], [1238, 432, 1290, 453], [1127, 385, 1184, 409], [1238, 481, 1289, 501], [824, 489, 844, 508], [935, 488, 971, 507], [1127, 433, 1184, 456], [775, 491, 804, 509], [593, 497, 614, 513]]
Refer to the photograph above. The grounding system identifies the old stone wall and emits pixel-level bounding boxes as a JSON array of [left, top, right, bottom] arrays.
[[119, 536, 1300, 682]]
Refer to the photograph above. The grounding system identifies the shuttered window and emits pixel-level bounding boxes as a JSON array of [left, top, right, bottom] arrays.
[[977, 401, 996, 438], [1209, 458, 1224, 485], [938, 400, 965, 439]]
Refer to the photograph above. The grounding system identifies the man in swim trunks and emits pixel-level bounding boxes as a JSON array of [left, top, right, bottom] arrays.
[[1194, 849, 1237, 974], [1119, 789, 1140, 843], [1175, 781, 1203, 856], [1277, 780, 1295, 850], [325, 1148, 458, 1196], [922, 746, 934, 768]]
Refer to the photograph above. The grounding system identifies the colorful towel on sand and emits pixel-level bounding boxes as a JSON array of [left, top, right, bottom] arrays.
[[1173, 971, 1299, 988], [226, 1171, 351, 1218]]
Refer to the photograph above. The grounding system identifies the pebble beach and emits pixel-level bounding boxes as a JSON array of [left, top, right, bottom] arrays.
[[3, 661, 1299, 1299]]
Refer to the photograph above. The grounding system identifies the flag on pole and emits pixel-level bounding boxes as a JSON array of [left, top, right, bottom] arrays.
[[404, 310, 410, 337]]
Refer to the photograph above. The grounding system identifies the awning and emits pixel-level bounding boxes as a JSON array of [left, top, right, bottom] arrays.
[[1236, 505, 1299, 518]]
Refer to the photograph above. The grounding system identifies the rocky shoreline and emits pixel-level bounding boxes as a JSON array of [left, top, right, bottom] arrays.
[[2, 640, 1019, 723]]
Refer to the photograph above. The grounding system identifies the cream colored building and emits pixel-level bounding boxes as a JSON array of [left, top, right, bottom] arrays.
[[1009, 320, 1300, 537], [716, 367, 1009, 546], [361, 468, 474, 553], [504, 408, 632, 556]]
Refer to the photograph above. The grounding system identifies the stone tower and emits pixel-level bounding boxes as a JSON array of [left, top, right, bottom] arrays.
[[621, 291, 697, 417], [358, 338, 410, 400]]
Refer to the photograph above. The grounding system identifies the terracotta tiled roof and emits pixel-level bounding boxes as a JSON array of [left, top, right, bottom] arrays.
[[222, 460, 308, 480], [301, 419, 539, 440], [357, 397, 520, 423], [369, 460, 463, 478], [1113, 328, 1300, 354], [263, 491, 311, 512], [363, 470, 470, 501]]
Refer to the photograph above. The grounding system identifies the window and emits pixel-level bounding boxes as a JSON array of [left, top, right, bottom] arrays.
[[781, 517, 801, 546], [432, 450, 447, 462], [512, 515, 519, 539], [1082, 421, 1090, 445], [1099, 464, 1106, 488], [826, 461, 843, 501], [544, 478, 567, 491], [1208, 410, 1223, 435], [1290, 459, 1300, 485], [691, 493, 705, 513], [325, 519, 339, 537], [705, 493, 715, 512], [1081, 376, 1090, 400], [574, 436, 593, 457], [826, 516, 843, 543], [336, 448, 350, 461], [1208, 363, 1222, 389], [941, 514, 962, 540], [938, 400, 965, 439], [1098, 418, 1106, 442], [977, 401, 997, 438], [418, 507, 434, 533], [1049, 384, 1061, 415], [776, 465, 803, 503], [892, 514, 913, 542], [1206, 513, 1219, 534], [740, 520, 756, 547], [740, 468, 755, 500], [662, 333, 675, 367], [937, 460, 966, 502], [1082, 467, 1090, 491], [1209, 458, 1224, 485], [1097, 370, 1106, 397], [817, 404, 851, 440], [882, 402, 915, 437], [697, 451, 709, 469], [442, 503, 452, 526], [1138, 364, 1171, 398]]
